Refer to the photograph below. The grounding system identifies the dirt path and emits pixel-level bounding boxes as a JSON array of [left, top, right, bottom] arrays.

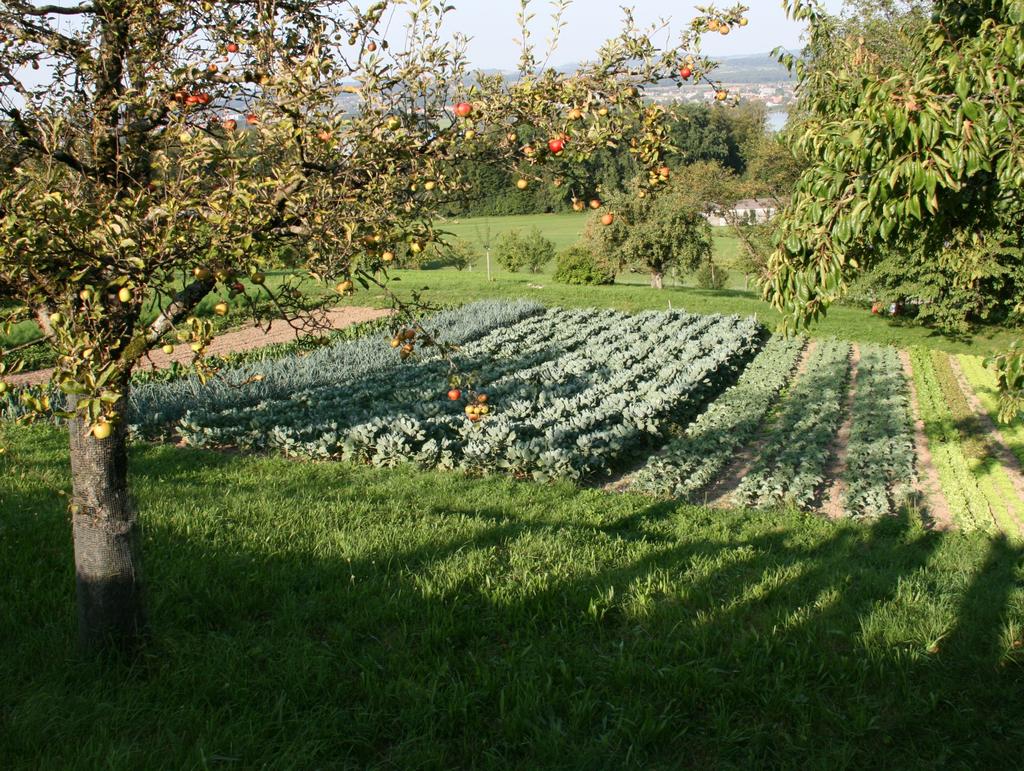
[[7, 306, 390, 388], [900, 350, 955, 531], [698, 339, 816, 509], [820, 345, 861, 520], [948, 355, 1024, 536]]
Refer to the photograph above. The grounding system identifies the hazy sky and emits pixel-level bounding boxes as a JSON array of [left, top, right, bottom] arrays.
[[6, 0, 849, 95], [427, 0, 847, 69]]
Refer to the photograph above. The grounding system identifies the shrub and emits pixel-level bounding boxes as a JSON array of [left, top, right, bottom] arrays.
[[409, 238, 478, 270], [494, 227, 555, 273], [695, 260, 728, 290], [553, 244, 615, 285]]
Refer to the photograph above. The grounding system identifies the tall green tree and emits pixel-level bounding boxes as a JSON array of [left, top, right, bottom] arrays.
[[763, 0, 1024, 412], [779, 0, 1012, 336], [742, 132, 805, 202], [584, 167, 719, 289], [710, 101, 767, 175], [666, 104, 732, 168]]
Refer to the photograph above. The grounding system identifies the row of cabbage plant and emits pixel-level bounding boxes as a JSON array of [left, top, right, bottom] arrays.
[[174, 306, 763, 482], [130, 299, 545, 434], [627, 334, 806, 499], [733, 340, 852, 510], [841, 344, 916, 519]]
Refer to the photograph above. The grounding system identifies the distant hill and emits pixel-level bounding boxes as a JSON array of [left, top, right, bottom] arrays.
[[712, 53, 794, 84], [467, 53, 793, 85]]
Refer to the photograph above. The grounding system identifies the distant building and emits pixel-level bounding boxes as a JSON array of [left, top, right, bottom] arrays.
[[705, 198, 782, 227]]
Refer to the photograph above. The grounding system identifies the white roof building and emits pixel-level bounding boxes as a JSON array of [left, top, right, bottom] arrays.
[[705, 198, 782, 227]]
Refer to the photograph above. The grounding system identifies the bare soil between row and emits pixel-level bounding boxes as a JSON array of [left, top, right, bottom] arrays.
[[7, 306, 390, 388]]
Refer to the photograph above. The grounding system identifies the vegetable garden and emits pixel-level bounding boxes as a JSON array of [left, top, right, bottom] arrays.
[[122, 300, 1024, 532]]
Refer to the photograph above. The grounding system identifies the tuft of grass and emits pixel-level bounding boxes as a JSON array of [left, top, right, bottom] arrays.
[[3, 424, 1024, 768]]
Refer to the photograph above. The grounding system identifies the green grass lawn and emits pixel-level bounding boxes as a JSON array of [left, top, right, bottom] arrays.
[[355, 267, 1016, 356], [437, 213, 750, 289], [4, 214, 1018, 359], [365, 213, 1017, 355], [3, 424, 1024, 767], [441, 212, 589, 252]]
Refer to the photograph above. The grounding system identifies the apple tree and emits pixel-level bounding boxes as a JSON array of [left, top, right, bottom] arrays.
[[762, 0, 1024, 414], [0, 0, 753, 653], [583, 178, 712, 289], [583, 161, 739, 288]]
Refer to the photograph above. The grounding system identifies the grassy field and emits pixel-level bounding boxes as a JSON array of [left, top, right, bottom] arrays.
[[3, 423, 1024, 767], [439, 213, 749, 289], [378, 213, 1016, 355], [4, 229, 1024, 764], [441, 212, 589, 252], [3, 214, 1017, 358], [356, 268, 1015, 356]]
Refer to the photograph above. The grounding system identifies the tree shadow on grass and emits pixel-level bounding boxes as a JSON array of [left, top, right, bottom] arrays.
[[666, 286, 762, 302], [4, 446, 1024, 769]]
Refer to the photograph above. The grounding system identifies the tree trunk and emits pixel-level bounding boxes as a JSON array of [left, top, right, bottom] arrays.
[[68, 389, 146, 653], [650, 270, 664, 289]]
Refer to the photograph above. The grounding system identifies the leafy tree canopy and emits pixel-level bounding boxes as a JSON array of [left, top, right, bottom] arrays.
[[763, 0, 1024, 415], [584, 164, 725, 288]]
